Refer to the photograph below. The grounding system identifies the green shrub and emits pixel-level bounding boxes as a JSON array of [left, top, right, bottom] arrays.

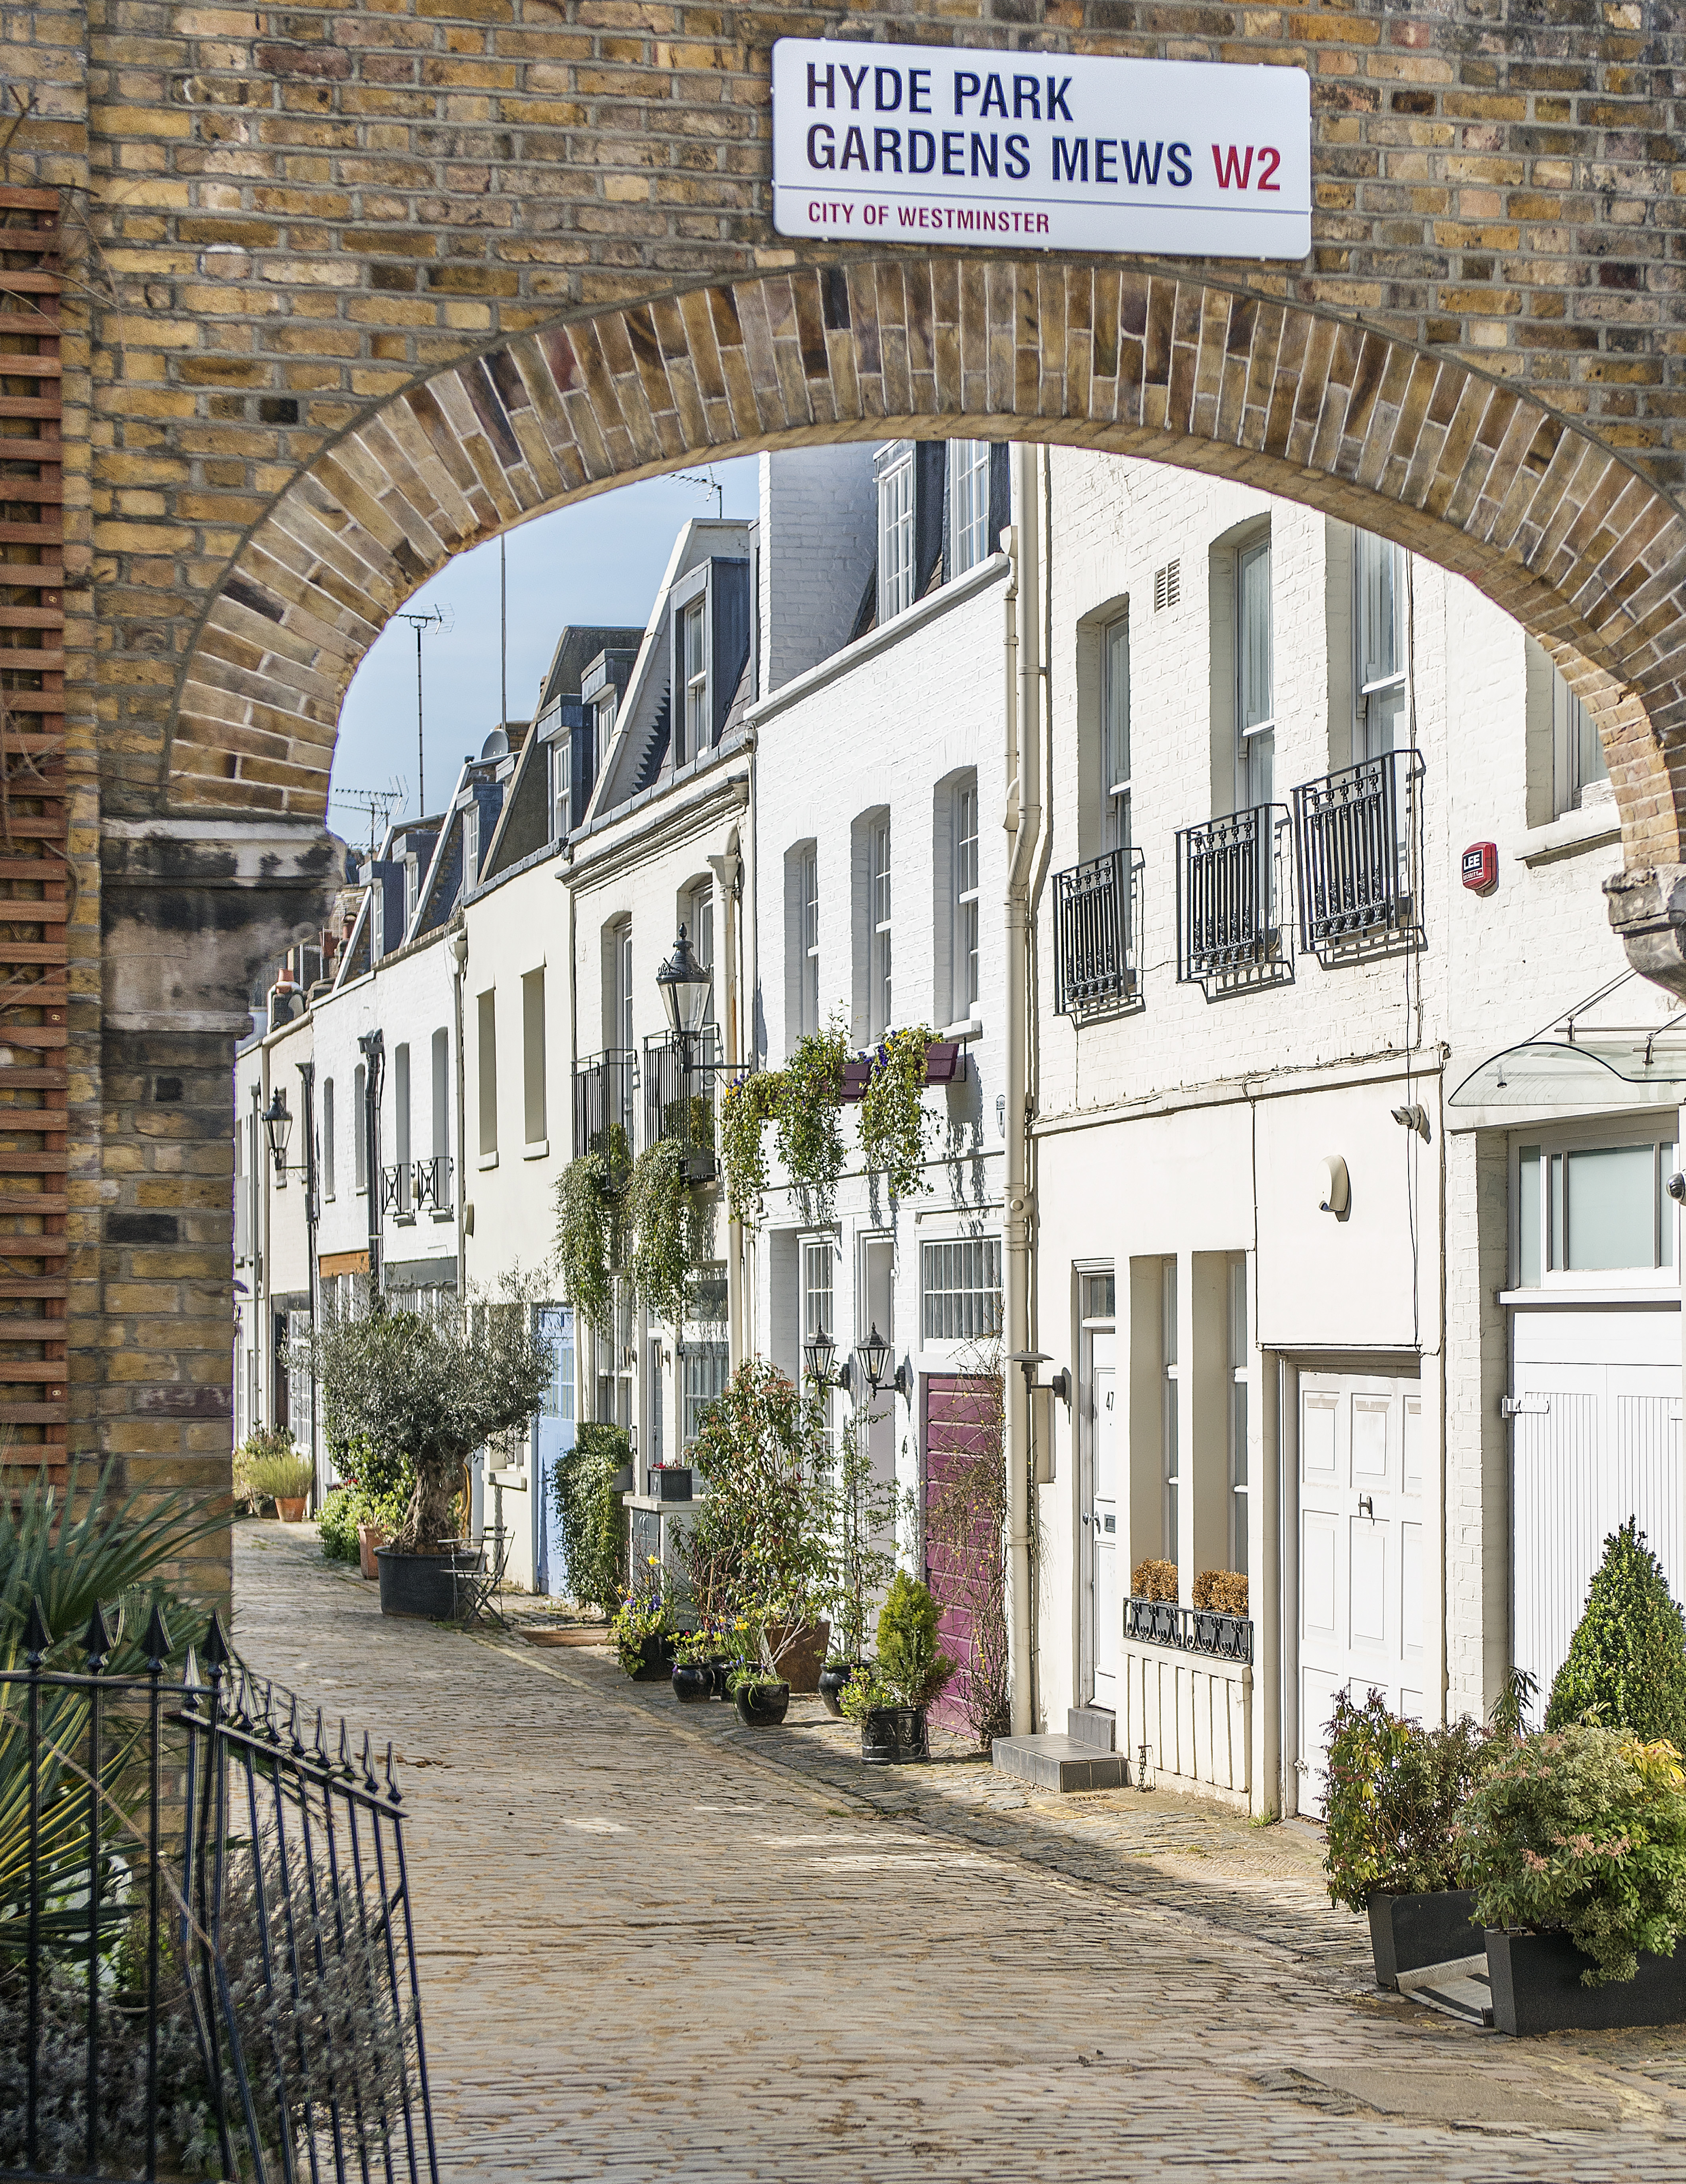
[[232, 1426, 297, 1512], [550, 1423, 630, 1615], [318, 1487, 365, 1565], [1456, 1726, 1686, 1985], [874, 1571, 956, 1710], [1321, 1688, 1496, 1912], [1545, 1518, 1686, 1747]]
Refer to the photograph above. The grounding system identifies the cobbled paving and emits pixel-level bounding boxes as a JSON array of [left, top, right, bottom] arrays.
[[235, 1525, 1686, 2181]]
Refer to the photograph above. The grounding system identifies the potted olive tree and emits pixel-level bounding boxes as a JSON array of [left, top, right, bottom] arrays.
[[313, 1274, 556, 1620]]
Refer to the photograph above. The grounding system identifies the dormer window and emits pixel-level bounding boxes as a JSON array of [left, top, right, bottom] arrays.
[[949, 440, 991, 575], [463, 802, 480, 886], [681, 600, 706, 766], [404, 854, 419, 934], [876, 442, 916, 621]]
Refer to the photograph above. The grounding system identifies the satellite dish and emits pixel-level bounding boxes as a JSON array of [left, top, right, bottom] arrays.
[[480, 727, 510, 760]]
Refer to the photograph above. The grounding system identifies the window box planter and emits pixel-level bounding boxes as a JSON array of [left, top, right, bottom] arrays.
[[734, 1679, 791, 1728], [649, 1465, 693, 1502], [839, 1044, 965, 1103], [860, 1704, 928, 1766], [1367, 1890, 1480, 1991], [1486, 1927, 1686, 2036]]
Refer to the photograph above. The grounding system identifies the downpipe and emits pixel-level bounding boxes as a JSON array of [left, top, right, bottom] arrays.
[[1004, 442, 1044, 1738]]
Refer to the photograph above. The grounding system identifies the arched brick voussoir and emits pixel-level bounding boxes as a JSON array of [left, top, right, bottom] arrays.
[[168, 263, 1686, 890]]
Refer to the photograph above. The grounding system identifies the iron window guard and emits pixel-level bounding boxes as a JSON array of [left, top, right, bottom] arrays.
[[642, 1026, 722, 1178], [1292, 747, 1426, 956], [1123, 1596, 1254, 1665], [412, 1152, 453, 1210], [1053, 845, 1146, 1018], [1175, 803, 1292, 994], [380, 1161, 412, 1217], [572, 1048, 638, 1184]]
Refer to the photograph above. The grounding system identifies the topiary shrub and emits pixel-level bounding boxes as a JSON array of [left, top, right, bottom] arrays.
[[874, 1571, 957, 1710], [1193, 1569, 1248, 1615], [1131, 1557, 1178, 1603], [1545, 1518, 1686, 1747]]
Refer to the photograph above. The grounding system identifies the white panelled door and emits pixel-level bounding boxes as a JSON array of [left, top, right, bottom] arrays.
[[1087, 1337, 1120, 1709], [1298, 1373, 1426, 1808], [1510, 1306, 1683, 1699]]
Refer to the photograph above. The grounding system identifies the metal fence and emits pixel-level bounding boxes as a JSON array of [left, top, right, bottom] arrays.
[[3, 1600, 437, 2184], [642, 1029, 721, 1179], [1292, 748, 1426, 955], [1123, 1596, 1254, 1665], [571, 1049, 637, 1182], [1053, 846, 1145, 1018]]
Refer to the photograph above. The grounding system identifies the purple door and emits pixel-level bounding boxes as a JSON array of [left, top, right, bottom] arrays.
[[923, 1374, 999, 1737]]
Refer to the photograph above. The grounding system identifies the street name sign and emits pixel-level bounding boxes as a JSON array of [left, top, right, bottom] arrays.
[[770, 41, 1311, 260]]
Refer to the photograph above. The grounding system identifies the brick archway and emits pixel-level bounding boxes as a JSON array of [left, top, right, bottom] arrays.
[[172, 262, 1686, 901]]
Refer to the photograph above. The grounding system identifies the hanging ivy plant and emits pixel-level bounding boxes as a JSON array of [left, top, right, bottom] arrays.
[[555, 1153, 615, 1322], [775, 1015, 849, 1213], [624, 1139, 708, 1328], [719, 1069, 783, 1229], [860, 1024, 936, 1199]]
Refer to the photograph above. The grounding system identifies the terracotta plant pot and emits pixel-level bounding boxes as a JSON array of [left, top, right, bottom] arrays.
[[764, 1618, 831, 1694], [275, 1496, 307, 1523], [356, 1522, 390, 1580]]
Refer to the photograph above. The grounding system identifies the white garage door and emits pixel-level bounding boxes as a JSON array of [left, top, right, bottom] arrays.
[[1511, 1306, 1683, 1698]]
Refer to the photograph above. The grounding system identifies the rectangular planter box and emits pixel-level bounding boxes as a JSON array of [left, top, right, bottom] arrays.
[[649, 1466, 693, 1502], [1368, 1890, 1480, 1990], [1487, 1926, 1686, 2036]]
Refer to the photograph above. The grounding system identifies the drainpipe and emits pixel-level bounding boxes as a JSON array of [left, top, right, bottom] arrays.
[[710, 820, 746, 1368], [448, 924, 469, 1305], [1004, 442, 1044, 1737]]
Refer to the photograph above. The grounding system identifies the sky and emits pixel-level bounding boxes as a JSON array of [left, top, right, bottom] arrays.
[[329, 457, 761, 849]]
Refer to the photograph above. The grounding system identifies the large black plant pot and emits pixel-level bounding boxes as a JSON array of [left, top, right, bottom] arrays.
[[817, 1661, 859, 1720], [376, 1548, 460, 1620], [1367, 1890, 1481, 1990], [860, 1705, 927, 1765], [671, 1663, 712, 1704], [1487, 1927, 1686, 2035], [628, 1634, 673, 1682], [734, 1680, 791, 1728], [707, 1657, 737, 1700]]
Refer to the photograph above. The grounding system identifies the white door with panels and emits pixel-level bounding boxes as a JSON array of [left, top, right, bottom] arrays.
[[1510, 1306, 1683, 1700], [1298, 1373, 1426, 1808], [1084, 1334, 1120, 1709]]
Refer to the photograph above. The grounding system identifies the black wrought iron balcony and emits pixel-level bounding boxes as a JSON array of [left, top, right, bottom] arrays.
[[644, 1026, 721, 1180], [1054, 846, 1145, 1018], [1175, 804, 1292, 992], [1292, 748, 1426, 956], [380, 1161, 412, 1219], [572, 1048, 637, 1183], [413, 1152, 453, 1212]]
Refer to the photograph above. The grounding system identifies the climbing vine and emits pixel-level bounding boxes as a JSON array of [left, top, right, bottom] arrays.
[[860, 1024, 936, 1199], [624, 1139, 708, 1328], [554, 1153, 616, 1322], [719, 1068, 782, 1229], [776, 1015, 849, 1214]]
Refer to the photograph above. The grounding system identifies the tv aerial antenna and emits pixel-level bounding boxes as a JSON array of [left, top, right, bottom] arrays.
[[329, 784, 402, 859], [677, 468, 724, 519], [395, 602, 453, 813]]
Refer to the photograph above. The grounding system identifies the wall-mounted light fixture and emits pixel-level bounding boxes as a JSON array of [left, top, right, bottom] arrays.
[[802, 1325, 852, 1394], [1390, 1102, 1431, 1142], [262, 1089, 293, 1185], [855, 1322, 907, 1399], [1318, 1154, 1350, 1218]]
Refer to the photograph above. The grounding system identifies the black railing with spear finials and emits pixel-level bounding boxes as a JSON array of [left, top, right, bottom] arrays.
[[4, 1598, 438, 2184]]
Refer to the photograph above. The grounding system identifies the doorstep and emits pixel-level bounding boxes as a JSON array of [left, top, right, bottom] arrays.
[[992, 1733, 1129, 1793]]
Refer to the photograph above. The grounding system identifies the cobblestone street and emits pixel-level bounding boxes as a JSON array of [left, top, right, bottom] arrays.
[[235, 1524, 1686, 2182]]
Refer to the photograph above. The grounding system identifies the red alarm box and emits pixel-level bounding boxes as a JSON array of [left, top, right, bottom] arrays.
[[1462, 841, 1498, 895]]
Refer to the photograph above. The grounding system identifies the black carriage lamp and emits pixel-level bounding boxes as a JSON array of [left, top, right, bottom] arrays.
[[802, 1325, 852, 1395], [262, 1088, 293, 1184], [656, 923, 713, 1040], [855, 1322, 909, 1401]]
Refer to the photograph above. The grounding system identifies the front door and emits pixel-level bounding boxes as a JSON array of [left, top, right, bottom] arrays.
[[1297, 1372, 1425, 1808], [1086, 1334, 1120, 1709], [531, 1304, 575, 1598]]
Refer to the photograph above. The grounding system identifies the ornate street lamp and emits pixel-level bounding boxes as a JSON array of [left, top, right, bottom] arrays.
[[656, 924, 712, 1039], [855, 1322, 908, 1400], [262, 1088, 293, 1184], [802, 1325, 851, 1394]]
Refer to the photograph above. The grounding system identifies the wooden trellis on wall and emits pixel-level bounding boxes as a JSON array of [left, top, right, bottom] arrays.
[[0, 186, 67, 1480]]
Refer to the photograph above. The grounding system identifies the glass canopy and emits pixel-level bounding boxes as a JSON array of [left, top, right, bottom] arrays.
[[1449, 1037, 1686, 1110]]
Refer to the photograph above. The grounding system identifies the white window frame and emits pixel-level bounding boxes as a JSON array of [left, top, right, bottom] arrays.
[[1103, 612, 1130, 853], [404, 855, 419, 934], [951, 777, 978, 1023], [687, 882, 715, 1031], [870, 817, 893, 1039], [681, 598, 707, 765], [1161, 1256, 1180, 1566], [876, 442, 916, 623], [948, 438, 990, 575], [1551, 664, 1609, 817], [921, 1234, 1003, 1346], [1236, 534, 1274, 811], [1354, 529, 1408, 761], [799, 846, 819, 1039], [1227, 1254, 1249, 1578], [550, 740, 569, 843], [322, 1076, 335, 1202], [1510, 1117, 1679, 1293], [353, 1062, 367, 1192], [462, 801, 479, 887]]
